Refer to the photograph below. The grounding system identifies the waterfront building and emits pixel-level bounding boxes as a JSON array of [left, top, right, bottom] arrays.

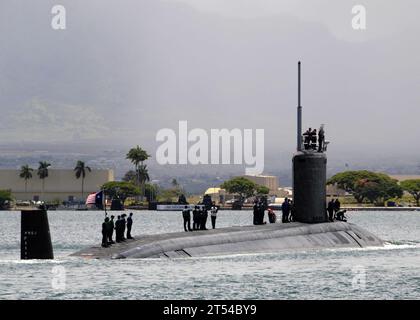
[[242, 174, 279, 194], [0, 169, 114, 202], [390, 175, 420, 182]]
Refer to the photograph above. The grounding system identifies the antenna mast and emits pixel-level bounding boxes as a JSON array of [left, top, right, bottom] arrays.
[[297, 61, 302, 151]]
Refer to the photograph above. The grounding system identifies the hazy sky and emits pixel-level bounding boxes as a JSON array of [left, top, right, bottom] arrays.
[[0, 0, 419, 168], [171, 0, 419, 41]]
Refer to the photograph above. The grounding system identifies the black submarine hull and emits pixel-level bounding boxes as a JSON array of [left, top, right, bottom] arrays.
[[72, 221, 383, 259]]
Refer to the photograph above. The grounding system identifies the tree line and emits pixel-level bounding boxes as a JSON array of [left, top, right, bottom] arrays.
[[15, 145, 153, 204], [327, 170, 420, 206], [210, 171, 420, 207], [220, 177, 270, 203], [9, 144, 182, 206], [2, 150, 420, 209]]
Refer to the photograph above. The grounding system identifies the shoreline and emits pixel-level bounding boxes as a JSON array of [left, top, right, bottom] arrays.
[[340, 206, 420, 211], [6, 206, 420, 212]]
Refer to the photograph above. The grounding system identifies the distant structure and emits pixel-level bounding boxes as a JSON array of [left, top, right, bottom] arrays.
[[0, 169, 114, 202], [203, 187, 226, 204], [292, 62, 328, 223], [242, 174, 279, 194], [390, 175, 420, 182], [326, 184, 346, 197], [204, 174, 280, 204]]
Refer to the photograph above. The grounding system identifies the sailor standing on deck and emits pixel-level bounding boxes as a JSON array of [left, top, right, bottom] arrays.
[[289, 200, 296, 222], [115, 215, 121, 242], [182, 206, 192, 232], [102, 217, 109, 247], [334, 199, 341, 218], [126, 212, 134, 239], [303, 128, 311, 150], [327, 199, 335, 222], [268, 208, 276, 223], [210, 204, 218, 229], [107, 215, 115, 244], [318, 125, 325, 152], [253, 201, 259, 225], [282, 198, 290, 223], [193, 206, 200, 230], [121, 214, 127, 241], [258, 200, 266, 224], [200, 207, 208, 230]]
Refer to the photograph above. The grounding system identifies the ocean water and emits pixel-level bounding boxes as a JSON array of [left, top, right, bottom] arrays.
[[0, 210, 419, 300]]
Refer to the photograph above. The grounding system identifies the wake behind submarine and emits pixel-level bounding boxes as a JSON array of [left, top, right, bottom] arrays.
[[72, 62, 383, 260]]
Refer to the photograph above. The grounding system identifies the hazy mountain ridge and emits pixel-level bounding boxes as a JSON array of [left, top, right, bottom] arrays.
[[0, 0, 419, 192]]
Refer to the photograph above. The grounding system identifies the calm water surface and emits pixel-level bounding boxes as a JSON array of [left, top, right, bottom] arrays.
[[0, 210, 419, 299]]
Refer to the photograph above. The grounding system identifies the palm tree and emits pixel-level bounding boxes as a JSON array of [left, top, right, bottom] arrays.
[[138, 165, 150, 183], [171, 178, 183, 197], [126, 145, 151, 201], [19, 165, 34, 200], [171, 178, 179, 188], [74, 160, 91, 200], [138, 164, 150, 199], [37, 161, 51, 201]]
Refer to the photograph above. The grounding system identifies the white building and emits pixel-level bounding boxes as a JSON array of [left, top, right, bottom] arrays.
[[0, 169, 114, 202], [242, 174, 279, 194]]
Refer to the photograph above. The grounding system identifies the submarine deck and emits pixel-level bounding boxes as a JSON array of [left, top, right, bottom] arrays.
[[71, 223, 301, 259], [71, 221, 383, 259]]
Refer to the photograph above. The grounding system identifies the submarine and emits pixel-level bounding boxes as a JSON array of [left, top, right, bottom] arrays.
[[72, 62, 383, 260]]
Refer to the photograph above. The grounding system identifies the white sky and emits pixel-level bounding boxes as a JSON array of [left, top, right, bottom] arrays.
[[169, 0, 418, 41], [0, 0, 419, 162]]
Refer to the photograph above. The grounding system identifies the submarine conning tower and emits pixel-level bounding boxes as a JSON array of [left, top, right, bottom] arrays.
[[293, 61, 328, 223], [21, 208, 54, 259]]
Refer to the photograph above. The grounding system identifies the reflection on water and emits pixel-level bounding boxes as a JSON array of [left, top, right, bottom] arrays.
[[0, 210, 419, 299]]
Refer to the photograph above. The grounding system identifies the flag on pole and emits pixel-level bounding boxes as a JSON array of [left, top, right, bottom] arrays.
[[85, 191, 104, 210], [86, 193, 96, 205]]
